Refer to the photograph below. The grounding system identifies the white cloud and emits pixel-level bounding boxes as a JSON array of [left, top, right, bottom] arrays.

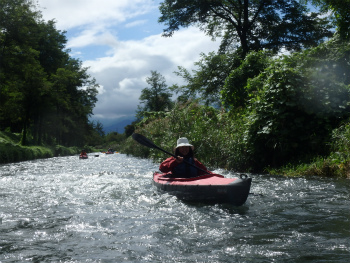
[[85, 27, 220, 119], [125, 20, 148, 28], [67, 27, 119, 49], [37, 0, 156, 30], [37, 0, 221, 127], [96, 85, 106, 95]]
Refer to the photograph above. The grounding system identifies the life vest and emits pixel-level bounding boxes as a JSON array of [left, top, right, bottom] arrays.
[[172, 157, 198, 178]]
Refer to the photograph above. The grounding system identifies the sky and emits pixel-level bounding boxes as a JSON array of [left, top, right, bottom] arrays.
[[36, 0, 221, 127]]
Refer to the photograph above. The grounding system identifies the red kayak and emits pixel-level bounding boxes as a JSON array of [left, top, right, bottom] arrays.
[[79, 154, 88, 159], [153, 172, 252, 206]]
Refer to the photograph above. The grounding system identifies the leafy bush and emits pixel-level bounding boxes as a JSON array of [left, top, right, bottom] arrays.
[[245, 41, 350, 170], [121, 102, 250, 171], [121, 37, 350, 176], [221, 51, 271, 109]]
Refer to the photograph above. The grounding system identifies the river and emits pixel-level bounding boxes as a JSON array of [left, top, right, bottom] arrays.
[[0, 153, 349, 263]]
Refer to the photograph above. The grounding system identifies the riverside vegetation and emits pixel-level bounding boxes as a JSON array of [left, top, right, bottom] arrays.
[[0, 0, 103, 151], [119, 0, 350, 178], [0, 130, 97, 163], [120, 102, 350, 179], [1, 0, 350, 178], [0, 0, 104, 163], [121, 102, 350, 178], [121, 37, 350, 179]]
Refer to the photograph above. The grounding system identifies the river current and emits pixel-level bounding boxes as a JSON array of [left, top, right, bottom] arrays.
[[0, 153, 349, 263]]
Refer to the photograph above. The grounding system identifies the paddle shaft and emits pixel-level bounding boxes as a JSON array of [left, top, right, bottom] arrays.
[[132, 133, 209, 174]]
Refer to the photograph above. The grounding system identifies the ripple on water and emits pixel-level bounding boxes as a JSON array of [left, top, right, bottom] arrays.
[[0, 155, 349, 262]]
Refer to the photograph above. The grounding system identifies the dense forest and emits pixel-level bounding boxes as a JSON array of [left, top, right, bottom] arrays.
[[0, 0, 102, 147], [121, 0, 350, 177]]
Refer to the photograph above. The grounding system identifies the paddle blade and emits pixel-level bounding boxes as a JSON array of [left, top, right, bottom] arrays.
[[132, 133, 157, 149]]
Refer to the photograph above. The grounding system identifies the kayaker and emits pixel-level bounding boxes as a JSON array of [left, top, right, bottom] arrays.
[[159, 137, 210, 178]]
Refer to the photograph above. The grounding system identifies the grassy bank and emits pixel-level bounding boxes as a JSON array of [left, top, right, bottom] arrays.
[[266, 157, 350, 178], [0, 131, 93, 164], [267, 122, 350, 178]]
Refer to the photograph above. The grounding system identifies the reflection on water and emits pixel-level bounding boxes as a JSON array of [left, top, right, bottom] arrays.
[[0, 153, 349, 262]]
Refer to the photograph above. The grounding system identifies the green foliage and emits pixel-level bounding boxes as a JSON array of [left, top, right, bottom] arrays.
[[267, 120, 350, 178], [267, 156, 347, 177], [105, 132, 125, 143], [0, 131, 21, 144], [222, 51, 271, 109], [121, 102, 251, 171], [122, 136, 151, 159], [159, 0, 333, 57], [0, 0, 99, 147], [84, 120, 105, 146], [304, 0, 350, 40], [124, 120, 138, 137], [159, 1, 335, 107], [330, 120, 350, 162], [0, 131, 83, 163], [54, 145, 78, 157], [0, 135, 50, 163], [102, 132, 126, 151], [136, 71, 173, 120], [122, 36, 350, 177], [245, 39, 350, 170], [171, 51, 242, 105]]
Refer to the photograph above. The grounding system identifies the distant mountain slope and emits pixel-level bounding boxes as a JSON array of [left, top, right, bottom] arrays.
[[90, 116, 135, 134], [103, 118, 135, 134]]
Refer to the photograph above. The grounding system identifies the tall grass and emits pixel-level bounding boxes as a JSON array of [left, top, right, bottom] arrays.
[[0, 143, 54, 163], [267, 121, 350, 178], [121, 102, 250, 171], [121, 102, 350, 178], [0, 131, 84, 163]]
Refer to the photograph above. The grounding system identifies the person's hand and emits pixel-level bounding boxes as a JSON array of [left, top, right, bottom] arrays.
[[176, 156, 184, 163]]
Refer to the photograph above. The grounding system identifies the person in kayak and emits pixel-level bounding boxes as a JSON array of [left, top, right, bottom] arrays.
[[159, 137, 210, 178]]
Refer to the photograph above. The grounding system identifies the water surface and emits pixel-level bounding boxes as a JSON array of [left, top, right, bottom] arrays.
[[0, 153, 349, 262]]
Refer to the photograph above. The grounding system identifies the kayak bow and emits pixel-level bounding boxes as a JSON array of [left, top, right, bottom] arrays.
[[153, 172, 252, 206]]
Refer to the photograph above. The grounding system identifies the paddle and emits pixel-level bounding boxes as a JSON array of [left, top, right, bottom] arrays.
[[132, 133, 210, 174]]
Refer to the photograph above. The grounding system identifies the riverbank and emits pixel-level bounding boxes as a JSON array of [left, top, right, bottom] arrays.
[[122, 134, 350, 179], [0, 131, 91, 164], [120, 103, 350, 179], [2, 130, 349, 179], [266, 157, 350, 178]]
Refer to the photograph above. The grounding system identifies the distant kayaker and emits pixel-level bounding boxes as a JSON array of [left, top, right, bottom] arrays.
[[159, 137, 210, 178]]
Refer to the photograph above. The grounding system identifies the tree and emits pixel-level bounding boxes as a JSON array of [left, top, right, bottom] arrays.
[[85, 120, 104, 146], [245, 38, 350, 170], [0, 0, 48, 144], [304, 0, 350, 40], [0, 0, 100, 147], [124, 122, 136, 137], [221, 50, 271, 109], [171, 51, 242, 105], [159, 0, 333, 58], [50, 59, 98, 146], [136, 71, 173, 119]]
